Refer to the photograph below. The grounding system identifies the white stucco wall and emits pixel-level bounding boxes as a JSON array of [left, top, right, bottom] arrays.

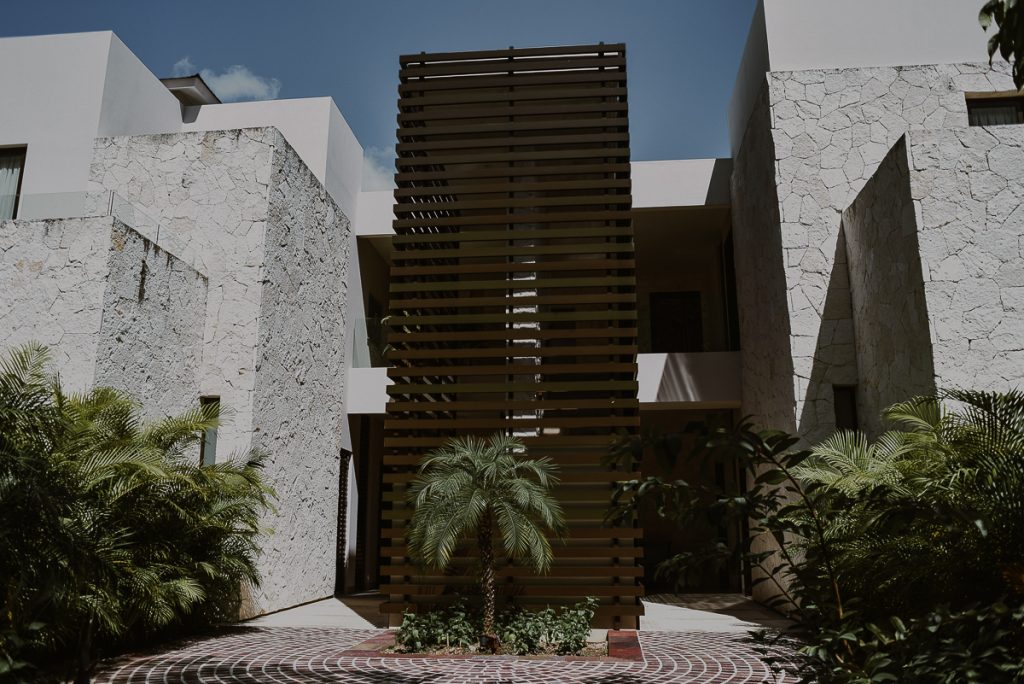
[[631, 159, 732, 208], [0, 32, 363, 226], [0, 32, 111, 207], [636, 352, 742, 406], [354, 189, 394, 236], [97, 34, 183, 139], [182, 97, 360, 223]]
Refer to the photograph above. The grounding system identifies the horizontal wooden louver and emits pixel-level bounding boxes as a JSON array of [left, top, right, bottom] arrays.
[[382, 43, 641, 628]]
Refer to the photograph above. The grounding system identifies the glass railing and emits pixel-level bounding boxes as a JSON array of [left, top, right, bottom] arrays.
[[351, 317, 392, 368], [3, 191, 158, 232]]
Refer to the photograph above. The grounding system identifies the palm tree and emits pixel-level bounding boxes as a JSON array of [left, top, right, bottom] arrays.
[[0, 343, 275, 682], [406, 433, 565, 642], [793, 389, 1024, 614]]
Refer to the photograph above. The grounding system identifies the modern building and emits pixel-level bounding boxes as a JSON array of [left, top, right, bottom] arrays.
[[1, 0, 1022, 626]]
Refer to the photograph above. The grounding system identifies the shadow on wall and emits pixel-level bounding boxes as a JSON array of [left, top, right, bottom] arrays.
[[705, 158, 733, 205], [797, 224, 936, 443], [837, 139, 939, 436], [796, 229, 859, 446], [730, 86, 797, 435], [653, 352, 742, 405]]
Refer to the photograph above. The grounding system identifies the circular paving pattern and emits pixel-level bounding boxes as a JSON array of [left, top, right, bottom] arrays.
[[94, 627, 798, 683]]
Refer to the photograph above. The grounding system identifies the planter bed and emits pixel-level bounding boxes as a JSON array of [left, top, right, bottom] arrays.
[[339, 629, 643, 661]]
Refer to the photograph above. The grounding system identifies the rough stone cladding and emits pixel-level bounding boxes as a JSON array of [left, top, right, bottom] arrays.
[[250, 132, 350, 612], [0, 216, 113, 390], [94, 222, 208, 421], [87, 127, 350, 614], [732, 60, 1015, 442], [0, 216, 206, 420], [845, 127, 1024, 434], [730, 87, 797, 434], [842, 138, 935, 436]]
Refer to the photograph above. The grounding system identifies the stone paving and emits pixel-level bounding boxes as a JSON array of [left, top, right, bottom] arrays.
[[94, 626, 798, 683]]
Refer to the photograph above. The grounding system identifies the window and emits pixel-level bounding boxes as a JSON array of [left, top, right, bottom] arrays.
[[966, 92, 1024, 126], [649, 291, 704, 353], [833, 385, 858, 431], [199, 396, 220, 466], [0, 147, 26, 220]]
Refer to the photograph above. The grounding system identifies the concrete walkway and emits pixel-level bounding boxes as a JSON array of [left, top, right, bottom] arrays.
[[245, 592, 792, 633], [641, 593, 794, 632], [94, 593, 799, 683], [245, 594, 388, 629]]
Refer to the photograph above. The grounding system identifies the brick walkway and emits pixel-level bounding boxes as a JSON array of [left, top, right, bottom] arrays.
[[94, 627, 798, 683]]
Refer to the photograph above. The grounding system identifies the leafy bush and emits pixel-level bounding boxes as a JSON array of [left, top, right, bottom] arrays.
[[396, 599, 477, 651], [0, 344, 275, 683], [396, 598, 597, 655], [608, 390, 1024, 682]]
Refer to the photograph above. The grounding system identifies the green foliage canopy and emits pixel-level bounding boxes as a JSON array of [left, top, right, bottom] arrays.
[[608, 389, 1024, 682], [0, 343, 275, 683], [980, 1, 1024, 89]]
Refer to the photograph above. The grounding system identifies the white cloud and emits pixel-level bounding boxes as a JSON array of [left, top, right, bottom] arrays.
[[172, 56, 196, 76], [362, 146, 396, 191], [170, 56, 281, 102]]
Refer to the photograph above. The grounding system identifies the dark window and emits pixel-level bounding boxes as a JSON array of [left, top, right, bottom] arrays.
[[650, 291, 703, 353], [833, 385, 858, 431], [967, 93, 1024, 126], [199, 396, 220, 466], [0, 147, 26, 220]]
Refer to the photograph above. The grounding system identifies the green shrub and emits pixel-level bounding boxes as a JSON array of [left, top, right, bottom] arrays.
[[0, 344, 275, 683], [396, 599, 477, 651], [551, 598, 598, 655], [498, 608, 554, 655], [396, 598, 597, 655], [608, 389, 1024, 682]]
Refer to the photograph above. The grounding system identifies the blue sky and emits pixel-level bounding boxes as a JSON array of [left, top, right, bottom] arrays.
[[2, 1, 758, 187]]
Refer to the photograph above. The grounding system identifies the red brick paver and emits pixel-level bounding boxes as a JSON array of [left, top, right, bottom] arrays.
[[95, 627, 797, 683]]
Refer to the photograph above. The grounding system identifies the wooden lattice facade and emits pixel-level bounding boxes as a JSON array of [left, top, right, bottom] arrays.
[[382, 43, 641, 628]]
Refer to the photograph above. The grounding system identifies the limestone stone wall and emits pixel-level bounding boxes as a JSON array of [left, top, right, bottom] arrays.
[[843, 126, 1024, 433], [89, 129, 278, 459], [0, 216, 112, 389], [93, 220, 207, 422], [909, 126, 1024, 394], [249, 135, 349, 612], [0, 216, 205, 421], [734, 60, 1015, 442], [88, 127, 351, 614], [842, 138, 935, 435], [730, 87, 796, 433]]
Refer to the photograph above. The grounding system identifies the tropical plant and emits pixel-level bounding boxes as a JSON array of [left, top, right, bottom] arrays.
[[395, 597, 598, 656], [0, 343, 275, 683], [406, 433, 566, 643], [980, 0, 1024, 89], [608, 389, 1024, 682]]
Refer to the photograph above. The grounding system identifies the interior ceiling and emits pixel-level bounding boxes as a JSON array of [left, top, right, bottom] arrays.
[[633, 206, 731, 269]]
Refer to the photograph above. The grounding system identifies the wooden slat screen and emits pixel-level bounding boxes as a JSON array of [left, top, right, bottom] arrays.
[[383, 43, 641, 628]]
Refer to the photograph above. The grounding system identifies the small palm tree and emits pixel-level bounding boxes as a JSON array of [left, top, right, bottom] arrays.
[[406, 433, 565, 641]]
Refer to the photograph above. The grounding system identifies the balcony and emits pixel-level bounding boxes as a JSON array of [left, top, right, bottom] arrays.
[[637, 351, 741, 407]]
